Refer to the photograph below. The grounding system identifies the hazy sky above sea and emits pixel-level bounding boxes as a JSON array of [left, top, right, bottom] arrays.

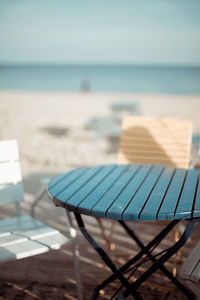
[[0, 0, 200, 65]]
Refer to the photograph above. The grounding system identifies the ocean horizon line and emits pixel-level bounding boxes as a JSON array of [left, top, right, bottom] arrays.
[[0, 62, 200, 69], [0, 64, 200, 94]]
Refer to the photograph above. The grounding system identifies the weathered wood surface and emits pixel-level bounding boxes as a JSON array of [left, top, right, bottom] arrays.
[[49, 164, 200, 221]]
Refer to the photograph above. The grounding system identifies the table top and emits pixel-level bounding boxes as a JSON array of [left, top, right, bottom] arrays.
[[48, 164, 200, 221]]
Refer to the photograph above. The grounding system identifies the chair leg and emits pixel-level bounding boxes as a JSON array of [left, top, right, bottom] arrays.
[[65, 210, 84, 300], [96, 218, 117, 283], [173, 227, 181, 277]]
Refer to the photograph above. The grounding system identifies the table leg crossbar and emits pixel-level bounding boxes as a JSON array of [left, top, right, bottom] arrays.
[[118, 220, 194, 298], [117, 220, 194, 299], [73, 212, 195, 299]]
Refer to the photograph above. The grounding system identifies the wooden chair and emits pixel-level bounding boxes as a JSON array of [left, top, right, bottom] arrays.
[[117, 116, 192, 168], [178, 240, 200, 299], [98, 116, 192, 280], [0, 139, 83, 300]]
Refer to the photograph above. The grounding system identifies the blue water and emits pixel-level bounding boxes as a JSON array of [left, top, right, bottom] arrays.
[[0, 64, 200, 94]]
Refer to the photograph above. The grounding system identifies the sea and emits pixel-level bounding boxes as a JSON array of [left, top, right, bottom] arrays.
[[0, 64, 200, 94]]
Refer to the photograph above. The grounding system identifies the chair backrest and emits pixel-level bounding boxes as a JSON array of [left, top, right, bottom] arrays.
[[117, 116, 192, 168], [0, 139, 24, 207]]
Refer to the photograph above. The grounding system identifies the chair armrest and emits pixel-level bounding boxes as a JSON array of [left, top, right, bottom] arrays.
[[30, 177, 51, 217]]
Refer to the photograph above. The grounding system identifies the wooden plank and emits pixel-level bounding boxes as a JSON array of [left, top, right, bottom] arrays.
[[118, 146, 190, 158], [0, 232, 10, 237], [48, 167, 88, 196], [15, 226, 60, 239], [0, 240, 49, 262], [106, 164, 152, 220], [193, 176, 200, 218], [121, 116, 192, 137], [77, 164, 128, 215], [0, 162, 22, 184], [0, 140, 19, 162], [35, 232, 69, 250], [190, 259, 200, 283], [66, 165, 116, 209], [0, 215, 44, 233], [0, 215, 35, 229], [119, 137, 190, 150], [48, 171, 74, 189], [90, 164, 140, 218], [120, 132, 191, 142], [0, 183, 24, 206], [0, 234, 27, 247], [178, 241, 200, 280], [157, 169, 187, 220], [122, 165, 163, 221], [175, 169, 199, 219], [139, 166, 175, 221], [120, 130, 191, 139], [52, 166, 103, 205], [117, 154, 189, 168]]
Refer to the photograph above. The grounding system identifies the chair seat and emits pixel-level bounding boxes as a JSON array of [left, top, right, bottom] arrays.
[[0, 215, 69, 262]]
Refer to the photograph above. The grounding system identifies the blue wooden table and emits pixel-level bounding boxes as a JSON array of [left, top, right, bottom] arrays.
[[48, 164, 200, 299]]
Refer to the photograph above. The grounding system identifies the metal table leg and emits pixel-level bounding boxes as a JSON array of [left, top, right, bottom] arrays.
[[74, 212, 142, 299], [118, 221, 195, 299], [118, 220, 194, 298], [73, 212, 195, 299], [94, 219, 179, 293]]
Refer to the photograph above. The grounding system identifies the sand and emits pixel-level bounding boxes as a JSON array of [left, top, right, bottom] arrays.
[[1, 90, 200, 174]]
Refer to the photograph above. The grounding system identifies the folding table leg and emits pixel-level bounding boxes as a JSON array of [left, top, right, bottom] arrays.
[[74, 212, 142, 300], [118, 221, 195, 300], [118, 220, 193, 296], [73, 212, 195, 299], [95, 219, 179, 293]]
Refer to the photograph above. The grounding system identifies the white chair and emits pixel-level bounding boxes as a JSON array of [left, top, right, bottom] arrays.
[[0, 139, 83, 300]]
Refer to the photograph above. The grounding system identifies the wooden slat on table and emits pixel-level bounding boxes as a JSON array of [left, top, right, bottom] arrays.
[[48, 167, 87, 197], [122, 165, 163, 221], [193, 176, 200, 218], [139, 166, 175, 221], [157, 169, 187, 220], [66, 165, 116, 209], [106, 164, 152, 220], [77, 164, 127, 215], [175, 169, 199, 219], [50, 164, 200, 221], [56, 166, 104, 203], [90, 164, 140, 218], [90, 164, 139, 218]]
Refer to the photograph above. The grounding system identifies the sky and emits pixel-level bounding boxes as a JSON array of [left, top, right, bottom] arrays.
[[0, 0, 200, 65]]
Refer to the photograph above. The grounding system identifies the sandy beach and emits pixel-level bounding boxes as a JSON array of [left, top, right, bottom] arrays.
[[1, 90, 200, 174], [0, 90, 200, 299]]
